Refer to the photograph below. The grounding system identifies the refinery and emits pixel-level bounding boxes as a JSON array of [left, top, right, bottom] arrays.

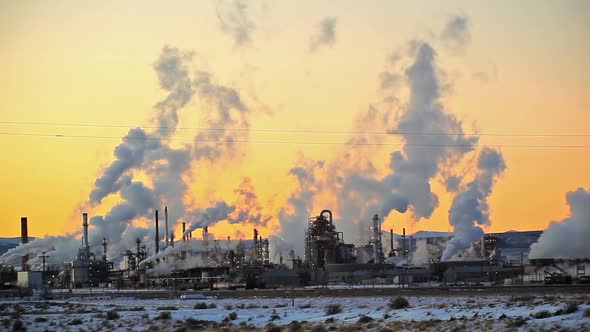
[[1, 208, 589, 294]]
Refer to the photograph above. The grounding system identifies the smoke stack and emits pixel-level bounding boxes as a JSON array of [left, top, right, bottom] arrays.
[[170, 232, 175, 248], [102, 238, 108, 262], [82, 213, 90, 257], [155, 209, 159, 254], [372, 214, 383, 264], [164, 206, 169, 248], [20, 217, 28, 271], [402, 228, 406, 258], [390, 229, 395, 257], [182, 222, 186, 241]]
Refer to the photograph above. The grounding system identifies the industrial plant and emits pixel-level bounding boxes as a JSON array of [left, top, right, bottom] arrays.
[[1, 207, 589, 294]]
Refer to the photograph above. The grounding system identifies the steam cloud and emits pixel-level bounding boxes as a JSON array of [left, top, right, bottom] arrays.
[[309, 17, 338, 52], [441, 148, 506, 261], [529, 188, 590, 259], [2, 44, 264, 268], [277, 14, 488, 256], [440, 14, 471, 54], [216, 0, 256, 47]]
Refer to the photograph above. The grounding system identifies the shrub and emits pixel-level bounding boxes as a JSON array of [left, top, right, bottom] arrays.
[[585, 308, 590, 317], [564, 302, 578, 314], [106, 310, 120, 320], [12, 319, 25, 332], [324, 317, 335, 324], [157, 306, 178, 311], [324, 304, 342, 315], [383, 313, 390, 320], [224, 304, 234, 310], [34, 317, 47, 322], [388, 296, 409, 309], [266, 324, 282, 332], [270, 309, 280, 321], [288, 320, 303, 332], [194, 302, 208, 310], [356, 315, 373, 324], [68, 318, 83, 325], [298, 303, 312, 309], [184, 318, 213, 329], [157, 311, 172, 320], [228, 312, 238, 320], [533, 310, 551, 319], [506, 316, 527, 327], [511, 295, 535, 302], [311, 324, 327, 332], [208, 302, 217, 308]]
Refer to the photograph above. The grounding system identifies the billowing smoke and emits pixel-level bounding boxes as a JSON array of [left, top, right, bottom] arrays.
[[442, 148, 506, 261], [529, 188, 590, 259], [215, 0, 255, 47], [5, 44, 263, 267], [278, 15, 487, 256], [309, 17, 338, 52], [275, 160, 325, 257], [440, 14, 471, 54], [183, 178, 271, 237]]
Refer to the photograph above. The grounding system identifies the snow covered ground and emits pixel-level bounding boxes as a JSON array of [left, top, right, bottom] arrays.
[[1, 292, 589, 331]]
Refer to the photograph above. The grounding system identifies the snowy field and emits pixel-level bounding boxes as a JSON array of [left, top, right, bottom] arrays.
[[1, 293, 589, 331]]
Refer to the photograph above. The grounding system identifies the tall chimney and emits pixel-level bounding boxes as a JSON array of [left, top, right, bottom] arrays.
[[164, 206, 169, 248], [372, 214, 383, 264], [390, 229, 395, 257], [20, 217, 28, 271], [102, 238, 108, 262], [402, 228, 406, 258], [182, 222, 186, 241], [82, 213, 89, 248], [155, 210, 159, 254]]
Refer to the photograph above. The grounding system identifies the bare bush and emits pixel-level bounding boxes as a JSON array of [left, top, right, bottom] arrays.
[[324, 304, 342, 315], [388, 296, 409, 309]]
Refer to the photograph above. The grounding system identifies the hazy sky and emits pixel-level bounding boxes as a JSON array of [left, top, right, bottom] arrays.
[[0, 1, 588, 241]]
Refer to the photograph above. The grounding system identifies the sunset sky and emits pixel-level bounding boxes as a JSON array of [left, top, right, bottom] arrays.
[[0, 1, 588, 247]]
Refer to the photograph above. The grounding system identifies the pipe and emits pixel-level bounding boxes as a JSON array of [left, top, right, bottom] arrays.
[[164, 206, 169, 248], [20, 217, 28, 271], [182, 222, 186, 241], [155, 210, 159, 254]]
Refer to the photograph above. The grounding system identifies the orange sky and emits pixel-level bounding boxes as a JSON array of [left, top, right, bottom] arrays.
[[0, 1, 589, 242]]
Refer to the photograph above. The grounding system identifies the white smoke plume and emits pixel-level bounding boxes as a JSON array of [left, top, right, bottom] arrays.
[[183, 178, 272, 238], [529, 188, 590, 259], [279, 40, 478, 254], [215, 0, 256, 47], [440, 14, 471, 54], [442, 148, 506, 261], [6, 45, 263, 265], [309, 17, 338, 52]]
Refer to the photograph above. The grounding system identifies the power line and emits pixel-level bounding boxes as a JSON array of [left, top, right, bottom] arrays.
[[1, 120, 589, 138], [1, 132, 589, 148]]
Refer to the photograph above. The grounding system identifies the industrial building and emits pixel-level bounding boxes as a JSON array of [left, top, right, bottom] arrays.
[[2, 208, 589, 292]]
